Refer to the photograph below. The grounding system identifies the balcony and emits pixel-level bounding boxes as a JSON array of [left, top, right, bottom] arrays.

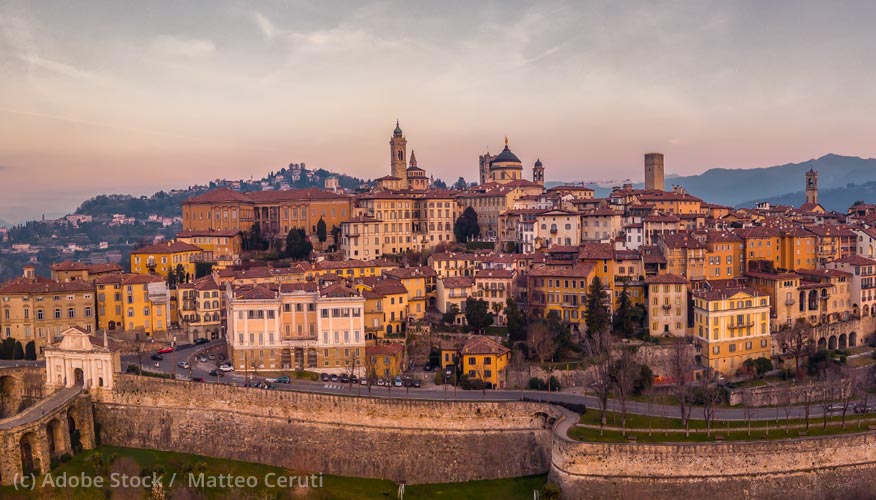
[[728, 322, 754, 330], [661, 304, 672, 311], [785, 299, 795, 306]]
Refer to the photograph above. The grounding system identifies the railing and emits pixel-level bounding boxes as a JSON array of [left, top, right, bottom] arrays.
[[661, 304, 672, 310], [728, 322, 754, 329], [785, 299, 795, 306]]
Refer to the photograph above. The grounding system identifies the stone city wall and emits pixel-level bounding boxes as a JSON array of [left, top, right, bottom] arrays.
[[551, 429, 876, 499], [92, 375, 556, 484]]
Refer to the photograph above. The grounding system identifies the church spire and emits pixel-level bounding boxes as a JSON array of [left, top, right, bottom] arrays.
[[409, 149, 417, 168]]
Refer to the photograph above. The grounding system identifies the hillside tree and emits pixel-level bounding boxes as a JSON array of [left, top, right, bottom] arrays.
[[454, 207, 480, 243], [464, 297, 493, 334], [284, 228, 313, 260]]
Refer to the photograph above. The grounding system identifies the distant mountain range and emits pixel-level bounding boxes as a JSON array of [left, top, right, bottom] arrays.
[[548, 153, 876, 212]]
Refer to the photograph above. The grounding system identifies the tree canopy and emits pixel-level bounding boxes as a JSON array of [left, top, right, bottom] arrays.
[[284, 228, 313, 260], [454, 207, 480, 243], [464, 297, 493, 334]]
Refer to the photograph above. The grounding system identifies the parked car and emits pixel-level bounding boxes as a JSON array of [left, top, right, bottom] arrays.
[[424, 364, 432, 372], [827, 403, 846, 413], [340, 374, 350, 384], [208, 369, 219, 377], [219, 364, 234, 372], [330, 374, 339, 382], [276, 375, 290, 384], [350, 375, 358, 383], [394, 376, 403, 387], [158, 346, 174, 354], [403, 377, 413, 387], [207, 353, 216, 360], [178, 361, 190, 369], [377, 378, 386, 386], [150, 354, 163, 361], [192, 377, 204, 382], [413, 379, 421, 388], [198, 355, 207, 363], [360, 378, 368, 385], [194, 338, 209, 345], [320, 373, 330, 382]]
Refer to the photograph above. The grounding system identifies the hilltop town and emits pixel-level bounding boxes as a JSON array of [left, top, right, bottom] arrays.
[[2, 121, 876, 386]]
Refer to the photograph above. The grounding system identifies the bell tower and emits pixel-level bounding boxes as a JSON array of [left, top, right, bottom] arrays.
[[533, 158, 544, 186], [390, 120, 408, 188], [806, 168, 818, 205]]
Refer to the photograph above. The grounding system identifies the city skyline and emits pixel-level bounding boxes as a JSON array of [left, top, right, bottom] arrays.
[[3, 1, 876, 222]]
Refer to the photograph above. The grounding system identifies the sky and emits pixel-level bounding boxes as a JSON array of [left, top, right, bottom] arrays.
[[2, 0, 876, 223]]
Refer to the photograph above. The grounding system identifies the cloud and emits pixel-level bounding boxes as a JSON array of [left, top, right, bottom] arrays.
[[0, 7, 101, 82], [252, 11, 278, 40], [151, 35, 215, 58]]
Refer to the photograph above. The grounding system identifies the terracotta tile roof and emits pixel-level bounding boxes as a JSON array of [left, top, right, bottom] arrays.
[[529, 263, 595, 278], [130, 241, 204, 255], [578, 243, 613, 260], [94, 273, 165, 285], [693, 286, 762, 301], [0, 276, 95, 294], [796, 268, 853, 279], [366, 343, 404, 356], [461, 336, 510, 356], [833, 255, 876, 266], [246, 188, 351, 202], [176, 229, 241, 238], [645, 274, 688, 285], [383, 266, 437, 279], [475, 269, 515, 279], [50, 261, 123, 274], [185, 188, 251, 204], [441, 277, 475, 289], [233, 284, 277, 300]]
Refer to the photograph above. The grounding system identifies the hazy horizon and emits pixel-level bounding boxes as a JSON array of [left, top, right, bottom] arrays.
[[3, 1, 876, 223]]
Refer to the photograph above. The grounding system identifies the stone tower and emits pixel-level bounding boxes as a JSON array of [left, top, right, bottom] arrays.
[[479, 151, 495, 185], [644, 153, 665, 191], [533, 158, 544, 186], [390, 121, 408, 188], [806, 168, 818, 205]]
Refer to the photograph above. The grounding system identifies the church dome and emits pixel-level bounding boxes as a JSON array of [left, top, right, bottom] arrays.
[[534, 158, 543, 167], [491, 145, 521, 165], [393, 120, 403, 137]]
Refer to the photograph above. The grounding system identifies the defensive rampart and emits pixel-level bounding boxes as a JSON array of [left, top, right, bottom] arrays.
[[92, 375, 556, 484]]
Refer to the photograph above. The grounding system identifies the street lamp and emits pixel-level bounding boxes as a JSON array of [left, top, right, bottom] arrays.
[[135, 332, 142, 375], [171, 334, 177, 380]]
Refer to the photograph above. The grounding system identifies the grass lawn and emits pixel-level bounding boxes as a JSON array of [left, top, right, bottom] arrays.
[[405, 475, 546, 499], [581, 408, 876, 432], [569, 420, 876, 443], [0, 446, 545, 500]]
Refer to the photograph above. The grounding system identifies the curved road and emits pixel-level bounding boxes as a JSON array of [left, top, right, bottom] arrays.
[[1, 342, 859, 422], [0, 386, 81, 429]]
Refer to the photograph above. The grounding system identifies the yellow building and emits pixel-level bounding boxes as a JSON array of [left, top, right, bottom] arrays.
[[526, 263, 597, 331], [94, 273, 171, 336], [700, 231, 744, 279], [435, 277, 476, 325], [0, 266, 96, 356], [383, 266, 436, 321], [779, 227, 817, 271], [693, 286, 771, 376], [176, 230, 242, 260], [356, 278, 408, 338], [365, 343, 404, 379], [736, 227, 782, 268], [130, 240, 207, 281], [645, 274, 688, 337], [461, 336, 510, 388]]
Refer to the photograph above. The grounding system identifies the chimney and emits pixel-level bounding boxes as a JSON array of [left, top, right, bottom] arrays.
[[23, 265, 35, 279]]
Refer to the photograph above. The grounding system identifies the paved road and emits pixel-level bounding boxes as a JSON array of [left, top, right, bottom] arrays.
[[0, 386, 81, 429], [3, 342, 861, 422]]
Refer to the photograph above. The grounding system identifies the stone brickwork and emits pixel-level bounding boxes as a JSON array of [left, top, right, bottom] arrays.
[[92, 375, 556, 484], [0, 366, 47, 418], [550, 428, 876, 499]]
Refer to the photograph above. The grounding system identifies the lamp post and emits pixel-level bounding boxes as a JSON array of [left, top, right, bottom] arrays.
[[135, 332, 142, 375], [171, 334, 177, 380]]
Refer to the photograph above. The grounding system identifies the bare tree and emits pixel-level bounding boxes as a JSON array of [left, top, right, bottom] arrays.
[[611, 350, 639, 437], [802, 380, 816, 432], [590, 357, 613, 436], [781, 382, 793, 434], [742, 390, 757, 436], [669, 340, 694, 430], [701, 377, 722, 437], [527, 321, 557, 363], [778, 318, 813, 377], [840, 367, 859, 430]]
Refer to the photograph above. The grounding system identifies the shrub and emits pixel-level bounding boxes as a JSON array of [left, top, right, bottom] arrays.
[[434, 372, 444, 386]]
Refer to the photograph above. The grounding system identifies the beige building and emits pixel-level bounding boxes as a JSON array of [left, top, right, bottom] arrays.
[[436, 277, 476, 325], [645, 274, 688, 337], [226, 282, 365, 374], [177, 275, 224, 341], [0, 266, 96, 356]]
